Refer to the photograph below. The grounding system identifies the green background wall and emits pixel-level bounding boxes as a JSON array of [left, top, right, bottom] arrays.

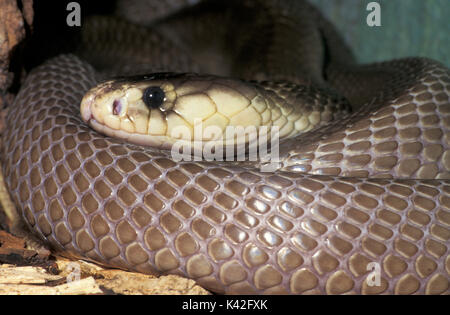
[[309, 0, 449, 67]]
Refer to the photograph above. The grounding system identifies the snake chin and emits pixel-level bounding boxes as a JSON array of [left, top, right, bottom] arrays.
[[86, 117, 168, 148]]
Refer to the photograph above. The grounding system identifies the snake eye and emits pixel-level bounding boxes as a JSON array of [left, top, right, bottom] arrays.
[[143, 87, 165, 109]]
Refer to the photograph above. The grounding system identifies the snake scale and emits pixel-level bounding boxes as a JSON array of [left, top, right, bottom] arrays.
[[2, 0, 450, 294]]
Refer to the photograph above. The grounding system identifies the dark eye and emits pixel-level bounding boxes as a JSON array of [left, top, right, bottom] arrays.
[[143, 87, 165, 109]]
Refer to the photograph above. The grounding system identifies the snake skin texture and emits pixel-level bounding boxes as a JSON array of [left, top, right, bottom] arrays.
[[2, 0, 450, 294]]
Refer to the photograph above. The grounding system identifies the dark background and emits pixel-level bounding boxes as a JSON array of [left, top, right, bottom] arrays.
[[29, 0, 449, 67], [311, 0, 449, 66]]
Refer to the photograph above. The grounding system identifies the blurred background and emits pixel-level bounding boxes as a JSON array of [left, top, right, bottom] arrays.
[[28, 0, 450, 68], [310, 0, 449, 67]]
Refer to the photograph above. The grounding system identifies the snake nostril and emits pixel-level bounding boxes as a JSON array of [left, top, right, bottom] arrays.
[[113, 99, 122, 115]]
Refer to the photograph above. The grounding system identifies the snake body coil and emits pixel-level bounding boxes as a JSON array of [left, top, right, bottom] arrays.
[[1, 0, 449, 294]]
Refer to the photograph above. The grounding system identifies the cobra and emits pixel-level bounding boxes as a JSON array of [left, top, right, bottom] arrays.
[[1, 0, 449, 294]]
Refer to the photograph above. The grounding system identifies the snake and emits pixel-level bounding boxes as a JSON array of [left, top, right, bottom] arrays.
[[1, 0, 449, 294]]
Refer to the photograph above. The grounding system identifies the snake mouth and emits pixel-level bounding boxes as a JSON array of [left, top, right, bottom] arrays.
[[80, 92, 95, 123], [87, 115, 174, 149]]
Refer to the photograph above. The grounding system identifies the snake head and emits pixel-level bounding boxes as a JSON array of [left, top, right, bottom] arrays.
[[80, 73, 341, 153], [80, 74, 180, 147], [80, 73, 276, 149]]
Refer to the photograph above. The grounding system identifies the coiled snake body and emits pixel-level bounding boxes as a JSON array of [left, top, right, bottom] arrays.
[[2, 0, 449, 294]]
